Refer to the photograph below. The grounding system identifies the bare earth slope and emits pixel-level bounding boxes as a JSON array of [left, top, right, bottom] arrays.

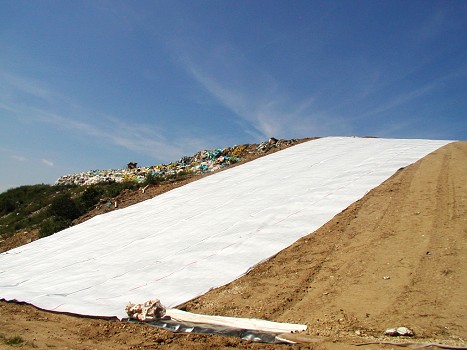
[[1, 141, 466, 349]]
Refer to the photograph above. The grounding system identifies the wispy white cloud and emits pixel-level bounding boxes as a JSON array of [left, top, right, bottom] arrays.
[[41, 158, 54, 167], [11, 155, 27, 162], [28, 107, 191, 161], [0, 71, 216, 162], [353, 68, 467, 123], [0, 101, 21, 114], [184, 54, 347, 140], [0, 70, 56, 101], [356, 84, 435, 121]]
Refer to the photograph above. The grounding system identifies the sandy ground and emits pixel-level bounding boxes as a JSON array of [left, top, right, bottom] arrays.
[[1, 141, 466, 349]]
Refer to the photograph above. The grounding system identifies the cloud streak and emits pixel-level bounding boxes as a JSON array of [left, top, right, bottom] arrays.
[[41, 159, 54, 167], [0, 71, 215, 163], [0, 70, 57, 102], [11, 155, 27, 162], [184, 56, 348, 140], [351, 67, 467, 124], [29, 107, 194, 162]]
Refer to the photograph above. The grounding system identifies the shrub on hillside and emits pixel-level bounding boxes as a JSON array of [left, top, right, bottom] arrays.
[[49, 194, 82, 221], [80, 186, 102, 211], [103, 182, 139, 198], [143, 173, 162, 186], [0, 197, 16, 214], [39, 217, 70, 238]]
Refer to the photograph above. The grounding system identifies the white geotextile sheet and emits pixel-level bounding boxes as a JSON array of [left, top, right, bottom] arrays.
[[0, 137, 451, 319]]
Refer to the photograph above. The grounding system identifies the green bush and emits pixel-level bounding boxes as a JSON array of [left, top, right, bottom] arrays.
[[0, 184, 84, 239], [39, 217, 70, 238], [80, 186, 102, 211], [165, 170, 191, 182], [49, 194, 82, 221], [143, 173, 162, 186], [103, 182, 138, 198], [0, 197, 16, 214]]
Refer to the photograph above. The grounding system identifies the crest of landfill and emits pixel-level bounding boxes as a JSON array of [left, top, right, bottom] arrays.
[[55, 138, 299, 186]]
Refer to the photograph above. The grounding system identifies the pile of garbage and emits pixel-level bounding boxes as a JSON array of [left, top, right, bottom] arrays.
[[55, 138, 300, 187]]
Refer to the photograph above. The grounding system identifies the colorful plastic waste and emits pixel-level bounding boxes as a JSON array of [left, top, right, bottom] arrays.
[[55, 138, 299, 186]]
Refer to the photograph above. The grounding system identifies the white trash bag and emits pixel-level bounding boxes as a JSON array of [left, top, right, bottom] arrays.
[[125, 299, 166, 321]]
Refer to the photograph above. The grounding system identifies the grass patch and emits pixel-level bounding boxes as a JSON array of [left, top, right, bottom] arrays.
[[0, 334, 37, 348], [5, 335, 24, 345]]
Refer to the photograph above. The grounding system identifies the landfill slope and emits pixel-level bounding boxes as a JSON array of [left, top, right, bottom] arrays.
[[0, 137, 451, 319], [0, 138, 307, 254], [0, 141, 466, 350]]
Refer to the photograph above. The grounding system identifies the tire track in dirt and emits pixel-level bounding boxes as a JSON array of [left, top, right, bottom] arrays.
[[381, 143, 467, 340]]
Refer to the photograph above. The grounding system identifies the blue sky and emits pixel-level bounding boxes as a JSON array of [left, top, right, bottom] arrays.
[[1, 0, 466, 193]]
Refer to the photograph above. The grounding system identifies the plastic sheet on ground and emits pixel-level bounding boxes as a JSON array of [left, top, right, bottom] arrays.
[[138, 318, 292, 344], [0, 137, 452, 319], [127, 307, 306, 343]]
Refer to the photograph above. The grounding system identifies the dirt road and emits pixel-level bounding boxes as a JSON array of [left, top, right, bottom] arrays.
[[1, 142, 466, 349]]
